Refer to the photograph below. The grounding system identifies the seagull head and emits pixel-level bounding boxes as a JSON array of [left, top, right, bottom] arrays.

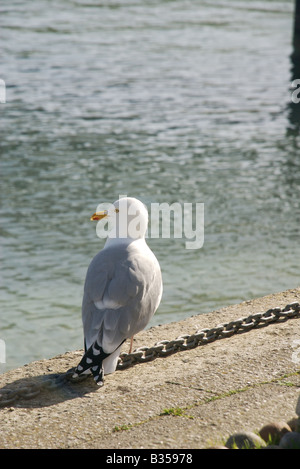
[[91, 197, 148, 241]]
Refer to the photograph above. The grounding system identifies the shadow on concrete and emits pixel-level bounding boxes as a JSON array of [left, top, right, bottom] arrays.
[[0, 370, 99, 409]]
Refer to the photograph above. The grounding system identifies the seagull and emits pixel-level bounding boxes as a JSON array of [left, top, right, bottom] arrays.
[[73, 196, 163, 386]]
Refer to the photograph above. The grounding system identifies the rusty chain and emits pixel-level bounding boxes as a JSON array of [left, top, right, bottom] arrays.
[[0, 301, 299, 407], [117, 301, 300, 368]]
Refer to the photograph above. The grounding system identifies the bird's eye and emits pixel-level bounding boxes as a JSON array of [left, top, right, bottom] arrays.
[[115, 208, 119, 213]]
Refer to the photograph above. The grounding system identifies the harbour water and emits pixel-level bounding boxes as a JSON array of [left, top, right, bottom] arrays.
[[1, 0, 300, 371]]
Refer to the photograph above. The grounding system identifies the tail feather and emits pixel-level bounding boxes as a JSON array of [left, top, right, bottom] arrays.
[[73, 339, 109, 386]]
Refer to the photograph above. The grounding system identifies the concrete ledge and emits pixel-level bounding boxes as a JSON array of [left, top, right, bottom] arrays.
[[0, 287, 300, 449]]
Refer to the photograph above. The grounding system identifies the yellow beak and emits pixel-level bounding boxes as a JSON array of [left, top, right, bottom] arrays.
[[90, 210, 108, 221]]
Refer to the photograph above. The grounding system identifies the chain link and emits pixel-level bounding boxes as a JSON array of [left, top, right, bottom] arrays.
[[116, 301, 300, 369], [1, 302, 299, 407]]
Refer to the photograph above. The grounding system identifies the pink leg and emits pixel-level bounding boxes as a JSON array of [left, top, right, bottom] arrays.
[[129, 336, 134, 353]]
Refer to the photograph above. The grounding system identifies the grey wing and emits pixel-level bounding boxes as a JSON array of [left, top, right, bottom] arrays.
[[81, 246, 159, 354], [81, 249, 111, 352], [77, 245, 162, 381]]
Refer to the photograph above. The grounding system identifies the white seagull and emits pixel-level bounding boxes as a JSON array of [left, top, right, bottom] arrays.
[[73, 196, 163, 386]]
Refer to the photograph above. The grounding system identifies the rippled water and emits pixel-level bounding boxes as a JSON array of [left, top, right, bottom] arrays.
[[1, 0, 299, 371]]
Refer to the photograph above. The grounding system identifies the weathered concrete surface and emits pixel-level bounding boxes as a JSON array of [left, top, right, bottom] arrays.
[[0, 287, 299, 449]]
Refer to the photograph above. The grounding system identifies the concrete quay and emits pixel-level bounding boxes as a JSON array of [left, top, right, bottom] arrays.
[[0, 287, 299, 449]]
